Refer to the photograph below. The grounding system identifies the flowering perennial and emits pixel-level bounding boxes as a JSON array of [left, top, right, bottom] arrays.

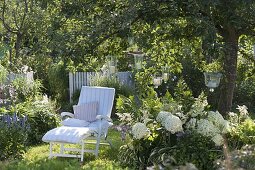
[[156, 111, 171, 125], [164, 115, 183, 134], [132, 122, 149, 140], [186, 118, 197, 129], [196, 119, 220, 137]]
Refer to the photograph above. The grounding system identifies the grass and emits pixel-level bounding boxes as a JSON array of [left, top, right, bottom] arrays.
[[0, 129, 131, 170]]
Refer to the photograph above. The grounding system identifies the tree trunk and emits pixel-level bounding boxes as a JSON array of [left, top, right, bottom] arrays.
[[218, 27, 239, 115], [15, 32, 22, 59]]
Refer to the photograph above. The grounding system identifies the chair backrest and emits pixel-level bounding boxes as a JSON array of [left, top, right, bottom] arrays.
[[77, 86, 115, 118]]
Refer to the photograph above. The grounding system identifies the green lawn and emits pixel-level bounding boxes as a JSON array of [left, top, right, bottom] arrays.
[[0, 129, 131, 170]]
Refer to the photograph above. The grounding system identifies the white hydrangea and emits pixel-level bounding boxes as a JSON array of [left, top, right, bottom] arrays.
[[207, 111, 225, 125], [207, 111, 229, 134], [132, 122, 149, 140], [164, 115, 183, 134], [186, 118, 197, 129], [212, 134, 224, 146], [156, 111, 171, 125], [196, 119, 220, 137]]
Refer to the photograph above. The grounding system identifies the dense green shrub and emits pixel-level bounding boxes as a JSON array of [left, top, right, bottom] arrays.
[[16, 99, 60, 145], [0, 114, 29, 160], [47, 61, 69, 108], [90, 73, 134, 98]]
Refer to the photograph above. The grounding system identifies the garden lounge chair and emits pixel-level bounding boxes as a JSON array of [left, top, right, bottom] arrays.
[[42, 86, 115, 162]]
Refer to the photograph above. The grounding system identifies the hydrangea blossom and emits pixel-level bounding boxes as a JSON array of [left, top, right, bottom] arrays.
[[132, 122, 149, 140], [212, 134, 224, 146], [196, 119, 220, 137], [164, 115, 183, 134], [186, 118, 197, 129], [207, 111, 229, 134], [156, 111, 171, 125]]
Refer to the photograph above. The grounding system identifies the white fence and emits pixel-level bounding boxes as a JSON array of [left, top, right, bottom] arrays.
[[69, 72, 133, 102]]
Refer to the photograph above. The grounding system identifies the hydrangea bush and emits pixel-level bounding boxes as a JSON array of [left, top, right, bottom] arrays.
[[118, 89, 254, 169]]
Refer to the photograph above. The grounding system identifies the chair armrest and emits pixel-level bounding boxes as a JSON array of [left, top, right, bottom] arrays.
[[96, 115, 112, 122], [61, 112, 74, 119]]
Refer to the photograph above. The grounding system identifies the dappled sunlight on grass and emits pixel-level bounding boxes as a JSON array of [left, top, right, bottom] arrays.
[[0, 129, 130, 170]]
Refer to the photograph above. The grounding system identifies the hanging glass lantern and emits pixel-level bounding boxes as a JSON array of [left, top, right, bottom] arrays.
[[106, 55, 117, 75], [153, 73, 163, 88], [204, 72, 222, 92], [161, 65, 170, 82], [133, 53, 144, 70]]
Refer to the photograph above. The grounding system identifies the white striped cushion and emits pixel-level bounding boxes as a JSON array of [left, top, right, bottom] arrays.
[[73, 102, 98, 122]]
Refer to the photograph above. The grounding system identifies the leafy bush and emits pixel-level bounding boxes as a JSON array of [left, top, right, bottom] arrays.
[[47, 61, 69, 108], [90, 73, 134, 97], [150, 132, 222, 170], [16, 98, 60, 145], [0, 114, 29, 160], [227, 105, 255, 149]]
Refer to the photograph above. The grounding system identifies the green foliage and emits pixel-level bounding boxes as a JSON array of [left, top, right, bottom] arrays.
[[116, 87, 162, 122], [174, 78, 194, 112], [150, 132, 223, 170], [228, 118, 255, 148], [47, 61, 69, 107], [0, 64, 8, 84], [90, 73, 134, 97], [0, 115, 29, 161], [15, 99, 60, 145], [12, 78, 43, 103]]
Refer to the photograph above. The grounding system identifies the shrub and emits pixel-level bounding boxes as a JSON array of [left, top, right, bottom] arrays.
[[15, 98, 60, 145], [90, 73, 134, 97], [0, 114, 29, 160]]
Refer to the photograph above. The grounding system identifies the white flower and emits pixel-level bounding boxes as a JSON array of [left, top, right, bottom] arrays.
[[207, 111, 229, 134], [164, 115, 183, 134], [237, 105, 249, 117], [196, 119, 220, 137], [156, 111, 171, 125], [186, 118, 197, 129], [212, 134, 224, 146], [132, 122, 149, 140]]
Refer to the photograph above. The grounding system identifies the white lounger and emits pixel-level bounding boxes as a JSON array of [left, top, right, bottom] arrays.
[[42, 86, 115, 162]]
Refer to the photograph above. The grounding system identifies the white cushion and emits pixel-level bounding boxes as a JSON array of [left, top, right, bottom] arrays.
[[42, 126, 92, 144], [61, 118, 90, 127], [73, 102, 98, 122]]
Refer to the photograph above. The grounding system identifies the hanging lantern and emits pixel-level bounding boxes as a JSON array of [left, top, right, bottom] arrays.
[[106, 55, 117, 75], [153, 73, 163, 88], [161, 65, 170, 82], [133, 53, 144, 70], [204, 72, 222, 92]]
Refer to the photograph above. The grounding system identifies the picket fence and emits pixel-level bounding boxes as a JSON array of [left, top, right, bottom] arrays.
[[69, 72, 133, 102]]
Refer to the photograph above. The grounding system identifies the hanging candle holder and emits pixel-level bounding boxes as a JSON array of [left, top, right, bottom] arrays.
[[153, 73, 163, 88], [133, 53, 144, 70], [161, 65, 170, 82], [106, 55, 117, 75], [204, 72, 222, 92]]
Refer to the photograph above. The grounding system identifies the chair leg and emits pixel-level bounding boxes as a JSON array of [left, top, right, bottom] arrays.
[[95, 137, 100, 157], [49, 142, 53, 158], [81, 141, 85, 162], [60, 143, 64, 154]]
